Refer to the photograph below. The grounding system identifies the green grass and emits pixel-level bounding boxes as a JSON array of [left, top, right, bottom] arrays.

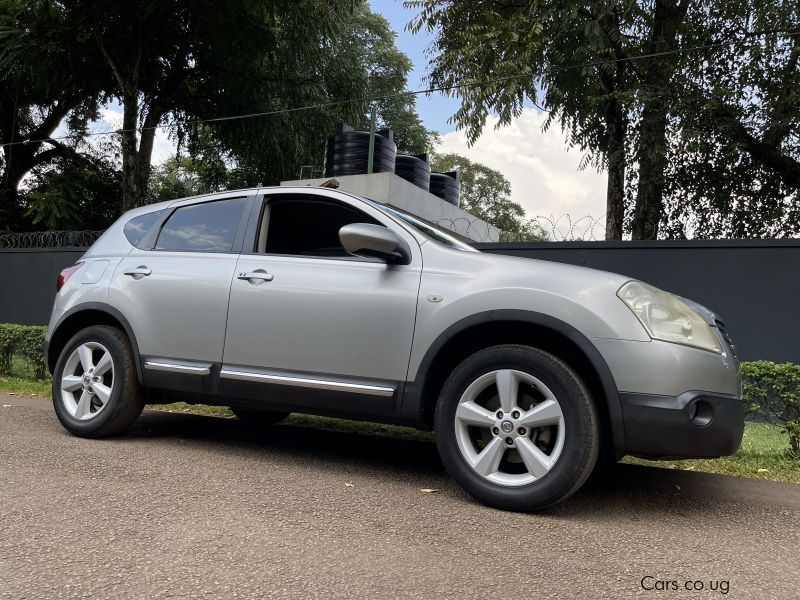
[[1, 363, 796, 482], [623, 422, 800, 484]]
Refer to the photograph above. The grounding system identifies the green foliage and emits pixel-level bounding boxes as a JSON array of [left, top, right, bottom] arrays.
[[741, 361, 800, 458], [408, 0, 800, 239], [0, 324, 46, 379], [430, 152, 546, 241], [0, 323, 23, 375]]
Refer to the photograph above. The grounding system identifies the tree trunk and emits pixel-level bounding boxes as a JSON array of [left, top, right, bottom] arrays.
[[120, 91, 141, 214], [604, 98, 626, 240], [630, 0, 689, 240]]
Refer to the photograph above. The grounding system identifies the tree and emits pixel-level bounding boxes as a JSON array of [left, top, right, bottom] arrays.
[[409, 0, 800, 239], [431, 152, 546, 241], [408, 0, 637, 239], [660, 2, 800, 238], [0, 0, 108, 231], [166, 1, 434, 190]]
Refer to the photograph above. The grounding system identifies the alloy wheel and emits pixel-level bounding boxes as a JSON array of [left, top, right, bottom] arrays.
[[60, 342, 115, 421], [454, 369, 565, 486]]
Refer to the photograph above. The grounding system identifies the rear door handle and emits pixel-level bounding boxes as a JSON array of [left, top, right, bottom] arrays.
[[123, 266, 152, 279], [237, 269, 274, 284]]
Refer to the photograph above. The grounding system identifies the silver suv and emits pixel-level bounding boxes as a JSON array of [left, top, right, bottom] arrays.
[[46, 187, 744, 510]]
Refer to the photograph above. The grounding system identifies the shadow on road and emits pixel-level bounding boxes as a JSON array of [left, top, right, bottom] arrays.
[[116, 409, 800, 515]]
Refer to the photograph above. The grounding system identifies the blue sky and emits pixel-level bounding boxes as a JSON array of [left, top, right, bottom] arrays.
[[369, 0, 461, 134]]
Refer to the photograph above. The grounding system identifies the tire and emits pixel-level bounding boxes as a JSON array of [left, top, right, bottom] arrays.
[[231, 407, 290, 427], [435, 344, 599, 511], [52, 325, 145, 438]]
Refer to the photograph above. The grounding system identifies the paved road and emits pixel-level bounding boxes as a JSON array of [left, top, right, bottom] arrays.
[[2, 395, 799, 599]]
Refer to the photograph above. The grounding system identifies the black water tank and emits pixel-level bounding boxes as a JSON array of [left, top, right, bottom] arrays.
[[394, 153, 431, 191], [429, 171, 460, 206], [323, 123, 396, 177]]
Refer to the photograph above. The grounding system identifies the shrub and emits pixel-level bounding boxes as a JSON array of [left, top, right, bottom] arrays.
[[16, 325, 47, 380], [741, 361, 800, 458], [0, 323, 48, 380], [0, 323, 24, 376]]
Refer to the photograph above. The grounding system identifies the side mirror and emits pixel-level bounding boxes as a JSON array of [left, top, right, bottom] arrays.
[[339, 223, 411, 264]]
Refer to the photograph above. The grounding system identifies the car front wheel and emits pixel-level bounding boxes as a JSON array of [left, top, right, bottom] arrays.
[[435, 344, 599, 511], [52, 325, 144, 438]]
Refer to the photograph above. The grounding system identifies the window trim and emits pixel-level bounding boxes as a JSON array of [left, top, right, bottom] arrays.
[[146, 195, 255, 254], [243, 191, 411, 264]]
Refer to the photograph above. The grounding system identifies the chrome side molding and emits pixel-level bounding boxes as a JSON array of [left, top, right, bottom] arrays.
[[219, 368, 395, 396], [144, 360, 212, 376]]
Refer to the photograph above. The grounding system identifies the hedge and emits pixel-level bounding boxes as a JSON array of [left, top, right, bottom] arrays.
[[0, 323, 47, 380], [1, 322, 799, 455], [741, 361, 800, 457]]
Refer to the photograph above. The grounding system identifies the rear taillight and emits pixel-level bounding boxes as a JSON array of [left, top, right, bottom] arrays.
[[56, 263, 82, 292]]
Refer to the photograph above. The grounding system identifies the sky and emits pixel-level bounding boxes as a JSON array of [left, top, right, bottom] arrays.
[[93, 0, 607, 226]]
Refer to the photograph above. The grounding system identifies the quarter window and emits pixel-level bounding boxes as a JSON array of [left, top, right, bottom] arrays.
[[123, 209, 166, 248], [155, 198, 247, 253]]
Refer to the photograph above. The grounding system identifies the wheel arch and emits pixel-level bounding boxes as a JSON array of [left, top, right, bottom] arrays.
[[48, 303, 144, 385], [401, 310, 625, 457]]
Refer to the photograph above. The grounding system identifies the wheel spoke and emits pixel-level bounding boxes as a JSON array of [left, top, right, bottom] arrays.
[[74, 391, 92, 419], [77, 344, 94, 372], [472, 436, 506, 477], [94, 351, 113, 376], [61, 375, 83, 393], [455, 401, 496, 428], [495, 370, 518, 413], [93, 383, 112, 404], [518, 399, 562, 429], [516, 437, 553, 479]]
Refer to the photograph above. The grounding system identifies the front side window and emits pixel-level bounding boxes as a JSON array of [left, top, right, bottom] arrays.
[[155, 197, 247, 253], [259, 196, 380, 257]]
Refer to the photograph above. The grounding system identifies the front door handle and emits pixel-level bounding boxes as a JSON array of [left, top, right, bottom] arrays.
[[237, 269, 274, 284], [123, 266, 152, 279]]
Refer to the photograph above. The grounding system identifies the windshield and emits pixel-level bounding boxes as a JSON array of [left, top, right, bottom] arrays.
[[371, 202, 478, 252]]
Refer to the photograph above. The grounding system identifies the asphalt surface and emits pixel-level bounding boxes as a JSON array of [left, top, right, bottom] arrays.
[[2, 394, 799, 599]]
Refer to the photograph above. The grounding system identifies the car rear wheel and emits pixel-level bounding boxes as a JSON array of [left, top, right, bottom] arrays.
[[231, 407, 290, 427], [52, 325, 144, 438], [435, 344, 599, 511]]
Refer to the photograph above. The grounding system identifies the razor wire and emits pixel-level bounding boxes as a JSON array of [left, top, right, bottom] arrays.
[[435, 214, 606, 243], [0, 230, 104, 249]]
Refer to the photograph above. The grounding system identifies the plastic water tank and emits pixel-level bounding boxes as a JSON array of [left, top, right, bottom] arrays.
[[323, 123, 397, 177]]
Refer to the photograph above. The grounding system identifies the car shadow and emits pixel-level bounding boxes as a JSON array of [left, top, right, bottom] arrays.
[[123, 409, 800, 517]]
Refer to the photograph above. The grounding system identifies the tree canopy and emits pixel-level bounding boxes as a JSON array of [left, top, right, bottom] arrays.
[[0, 0, 434, 231], [409, 0, 800, 239]]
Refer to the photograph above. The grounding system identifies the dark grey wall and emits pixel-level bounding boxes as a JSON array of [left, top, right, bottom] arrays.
[[0, 248, 86, 326], [476, 239, 800, 363], [2, 240, 797, 363]]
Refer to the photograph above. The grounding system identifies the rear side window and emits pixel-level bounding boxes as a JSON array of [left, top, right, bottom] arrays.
[[123, 210, 165, 248], [155, 198, 247, 253]]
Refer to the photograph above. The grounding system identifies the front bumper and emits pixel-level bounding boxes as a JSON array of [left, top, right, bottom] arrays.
[[621, 391, 744, 459]]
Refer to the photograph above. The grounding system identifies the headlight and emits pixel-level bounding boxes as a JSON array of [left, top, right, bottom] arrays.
[[617, 281, 721, 353]]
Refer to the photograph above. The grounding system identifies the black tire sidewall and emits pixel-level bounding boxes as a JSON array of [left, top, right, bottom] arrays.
[[52, 325, 140, 437], [435, 345, 598, 511]]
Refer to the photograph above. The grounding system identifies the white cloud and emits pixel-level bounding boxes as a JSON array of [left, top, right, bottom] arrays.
[[437, 108, 607, 225]]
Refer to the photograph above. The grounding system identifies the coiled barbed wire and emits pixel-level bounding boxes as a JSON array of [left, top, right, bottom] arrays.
[[528, 215, 606, 242], [434, 217, 500, 242], [435, 214, 606, 243], [0, 231, 104, 249]]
